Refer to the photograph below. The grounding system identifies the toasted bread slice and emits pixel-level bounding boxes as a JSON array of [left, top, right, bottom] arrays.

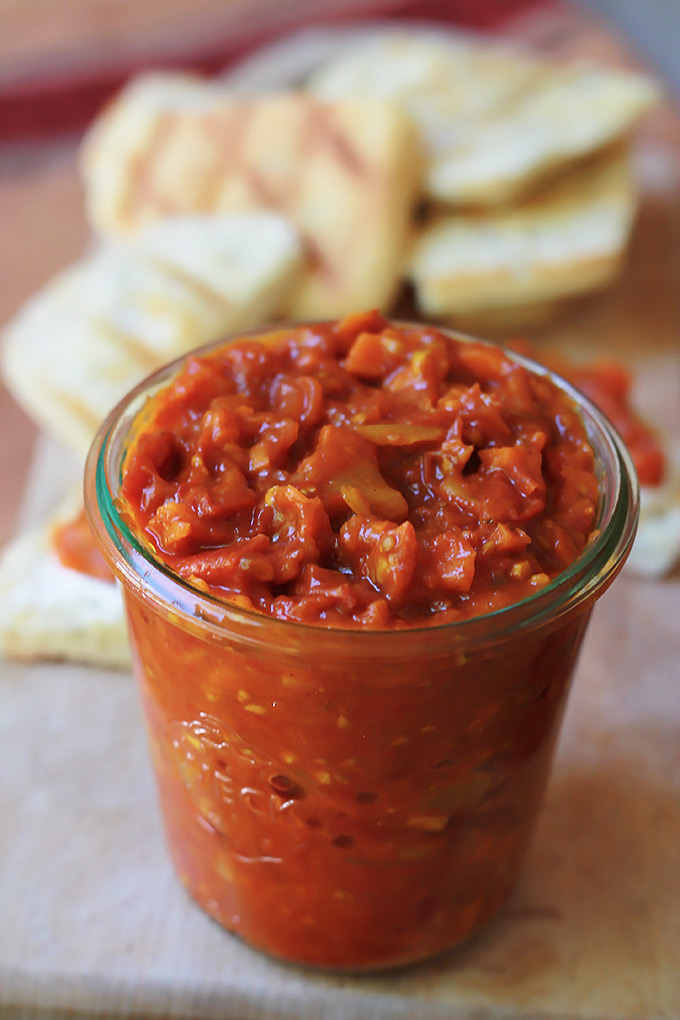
[[0, 492, 130, 669], [428, 63, 659, 206], [79, 72, 229, 236], [309, 33, 543, 154], [441, 299, 567, 334], [409, 148, 636, 323], [1, 213, 302, 455], [308, 33, 659, 207], [80, 75, 423, 318]]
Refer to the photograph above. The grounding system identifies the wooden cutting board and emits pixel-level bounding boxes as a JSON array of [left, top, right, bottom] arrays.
[[1, 11, 680, 1019]]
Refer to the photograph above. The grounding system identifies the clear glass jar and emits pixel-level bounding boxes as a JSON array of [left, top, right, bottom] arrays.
[[84, 326, 638, 970]]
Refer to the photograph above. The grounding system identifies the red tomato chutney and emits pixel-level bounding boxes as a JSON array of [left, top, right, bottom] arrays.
[[120, 312, 600, 625], [91, 312, 636, 969]]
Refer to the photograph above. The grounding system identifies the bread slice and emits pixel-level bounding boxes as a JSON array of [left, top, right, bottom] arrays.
[[309, 32, 543, 156], [80, 74, 423, 318], [427, 62, 659, 206], [80, 72, 230, 237], [1, 213, 303, 456], [439, 299, 567, 334], [308, 32, 659, 207], [0, 493, 130, 669], [409, 148, 636, 323]]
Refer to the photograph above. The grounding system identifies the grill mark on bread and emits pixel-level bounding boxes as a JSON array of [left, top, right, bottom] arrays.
[[203, 105, 255, 209], [145, 257, 234, 310], [301, 101, 377, 287], [212, 98, 338, 283], [308, 104, 367, 178], [244, 167, 285, 209], [126, 113, 183, 225], [300, 232, 334, 282], [93, 319, 164, 373], [46, 388, 103, 433], [221, 101, 300, 213]]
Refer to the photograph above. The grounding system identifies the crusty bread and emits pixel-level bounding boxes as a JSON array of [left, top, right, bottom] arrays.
[[438, 299, 568, 334], [409, 148, 636, 323], [1, 213, 303, 455], [79, 72, 230, 236], [0, 492, 130, 669], [309, 32, 543, 153], [80, 74, 423, 318], [428, 63, 659, 206], [308, 33, 659, 207]]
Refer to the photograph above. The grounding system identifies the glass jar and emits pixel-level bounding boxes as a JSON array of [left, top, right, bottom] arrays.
[[84, 326, 638, 970]]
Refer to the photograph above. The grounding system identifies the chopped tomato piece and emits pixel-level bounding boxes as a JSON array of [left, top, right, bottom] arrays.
[[420, 530, 476, 593], [271, 375, 324, 427], [334, 309, 389, 352], [292, 426, 408, 521], [271, 563, 360, 621], [479, 443, 545, 501], [481, 523, 531, 558], [344, 331, 404, 379], [263, 485, 332, 583], [339, 515, 418, 602], [176, 534, 275, 587], [248, 418, 299, 473]]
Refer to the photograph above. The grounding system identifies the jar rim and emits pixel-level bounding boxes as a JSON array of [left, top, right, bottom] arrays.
[[84, 321, 639, 654]]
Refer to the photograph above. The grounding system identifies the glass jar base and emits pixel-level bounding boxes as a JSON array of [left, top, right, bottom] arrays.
[[178, 867, 516, 972]]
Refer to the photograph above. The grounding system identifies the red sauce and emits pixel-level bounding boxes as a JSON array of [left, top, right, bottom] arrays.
[[120, 311, 599, 627], [551, 358, 664, 487], [509, 342, 665, 487], [52, 507, 112, 582]]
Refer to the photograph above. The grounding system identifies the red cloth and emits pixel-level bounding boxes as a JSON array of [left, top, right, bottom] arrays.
[[0, 0, 553, 141]]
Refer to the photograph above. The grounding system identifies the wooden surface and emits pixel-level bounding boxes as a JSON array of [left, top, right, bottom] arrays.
[[1, 7, 679, 1019]]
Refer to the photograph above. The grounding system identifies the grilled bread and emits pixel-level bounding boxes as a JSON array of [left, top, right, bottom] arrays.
[[409, 148, 635, 324], [0, 491, 129, 669], [1, 213, 302, 455], [81, 75, 423, 318], [309, 33, 659, 206]]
